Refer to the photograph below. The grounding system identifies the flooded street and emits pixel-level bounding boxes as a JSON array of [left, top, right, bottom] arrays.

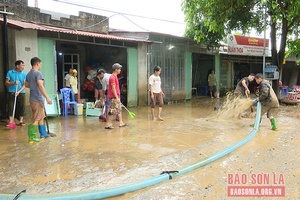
[[0, 98, 299, 199]]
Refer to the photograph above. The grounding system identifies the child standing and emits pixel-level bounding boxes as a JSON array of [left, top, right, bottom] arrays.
[[149, 66, 164, 121]]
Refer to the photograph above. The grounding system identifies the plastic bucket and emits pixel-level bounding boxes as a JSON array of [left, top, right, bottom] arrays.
[[78, 103, 83, 115]]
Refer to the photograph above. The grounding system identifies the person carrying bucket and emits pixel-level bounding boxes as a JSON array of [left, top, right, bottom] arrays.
[[252, 73, 279, 130], [94, 69, 105, 102], [5, 60, 27, 127], [25, 57, 52, 143]]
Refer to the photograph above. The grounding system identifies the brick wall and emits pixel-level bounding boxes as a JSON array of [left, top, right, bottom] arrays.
[[4, 0, 109, 33]]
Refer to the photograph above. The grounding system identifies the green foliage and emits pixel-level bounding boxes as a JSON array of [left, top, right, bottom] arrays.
[[182, 0, 300, 66], [287, 39, 300, 65], [182, 0, 264, 47]]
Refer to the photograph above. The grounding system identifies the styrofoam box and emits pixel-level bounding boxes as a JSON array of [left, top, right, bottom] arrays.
[[85, 102, 102, 116]]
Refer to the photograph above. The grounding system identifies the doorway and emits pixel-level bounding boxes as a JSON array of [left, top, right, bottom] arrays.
[[62, 54, 80, 86], [233, 63, 250, 88], [192, 53, 214, 96]]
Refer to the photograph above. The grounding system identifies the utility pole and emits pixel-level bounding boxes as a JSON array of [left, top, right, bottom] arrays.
[[0, 1, 14, 73], [262, 4, 266, 78], [0, 0, 14, 118]]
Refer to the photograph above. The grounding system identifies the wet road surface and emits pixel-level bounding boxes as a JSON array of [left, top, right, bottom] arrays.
[[0, 98, 299, 199]]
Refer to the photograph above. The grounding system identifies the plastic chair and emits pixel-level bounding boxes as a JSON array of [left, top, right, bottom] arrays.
[[281, 86, 288, 96], [191, 87, 198, 96], [60, 88, 78, 116], [198, 86, 209, 96]]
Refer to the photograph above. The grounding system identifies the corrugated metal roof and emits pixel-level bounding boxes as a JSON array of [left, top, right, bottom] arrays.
[[0, 19, 150, 43]]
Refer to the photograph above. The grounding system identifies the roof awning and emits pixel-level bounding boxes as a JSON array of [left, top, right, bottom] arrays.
[[0, 18, 150, 43]]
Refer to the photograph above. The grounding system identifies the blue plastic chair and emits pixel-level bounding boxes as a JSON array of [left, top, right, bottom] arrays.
[[280, 86, 288, 96], [60, 88, 78, 116]]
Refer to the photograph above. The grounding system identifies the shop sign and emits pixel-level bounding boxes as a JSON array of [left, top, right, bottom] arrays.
[[227, 35, 271, 56]]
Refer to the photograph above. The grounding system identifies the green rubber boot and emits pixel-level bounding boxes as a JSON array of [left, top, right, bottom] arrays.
[[270, 118, 278, 131], [250, 118, 262, 127], [28, 124, 44, 143]]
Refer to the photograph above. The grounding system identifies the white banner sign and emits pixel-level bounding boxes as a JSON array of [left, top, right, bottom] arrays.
[[227, 35, 271, 56]]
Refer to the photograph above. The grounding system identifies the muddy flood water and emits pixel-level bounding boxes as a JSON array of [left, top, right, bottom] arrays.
[[0, 97, 299, 199]]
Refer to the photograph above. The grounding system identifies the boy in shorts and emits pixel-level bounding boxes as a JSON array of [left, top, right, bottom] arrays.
[[149, 66, 165, 121]]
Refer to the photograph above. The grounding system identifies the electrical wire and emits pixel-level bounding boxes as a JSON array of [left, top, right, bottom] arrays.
[[10, 11, 109, 33], [51, 0, 185, 25], [77, 14, 115, 31], [50, 0, 186, 34], [116, 13, 150, 32], [12, 12, 149, 33], [8, 1, 185, 36]]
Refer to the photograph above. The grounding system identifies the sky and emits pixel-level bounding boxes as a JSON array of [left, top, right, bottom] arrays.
[[27, 0, 186, 36]]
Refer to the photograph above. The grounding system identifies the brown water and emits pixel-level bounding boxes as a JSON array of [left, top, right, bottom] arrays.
[[0, 97, 299, 199], [216, 92, 255, 119]]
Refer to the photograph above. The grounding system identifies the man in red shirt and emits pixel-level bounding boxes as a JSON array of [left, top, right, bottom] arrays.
[[105, 63, 127, 129]]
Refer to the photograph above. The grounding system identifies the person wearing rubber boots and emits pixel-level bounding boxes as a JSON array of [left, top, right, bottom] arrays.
[[25, 57, 52, 143], [252, 73, 279, 130]]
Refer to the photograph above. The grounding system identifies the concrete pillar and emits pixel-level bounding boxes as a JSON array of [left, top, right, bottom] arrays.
[[15, 29, 38, 115], [215, 54, 221, 92], [185, 52, 192, 99], [137, 43, 148, 106]]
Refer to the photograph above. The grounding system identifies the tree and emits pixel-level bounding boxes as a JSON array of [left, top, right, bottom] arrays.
[[286, 39, 300, 65], [182, 0, 300, 95]]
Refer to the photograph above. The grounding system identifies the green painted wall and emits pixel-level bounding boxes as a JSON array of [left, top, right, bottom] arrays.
[[38, 38, 56, 94], [127, 48, 138, 107], [185, 52, 192, 99]]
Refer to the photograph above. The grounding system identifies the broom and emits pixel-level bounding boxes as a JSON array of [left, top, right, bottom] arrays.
[[7, 86, 17, 129], [44, 108, 56, 137], [121, 103, 136, 119]]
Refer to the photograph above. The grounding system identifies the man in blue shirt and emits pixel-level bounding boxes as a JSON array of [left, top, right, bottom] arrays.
[[5, 60, 27, 126]]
